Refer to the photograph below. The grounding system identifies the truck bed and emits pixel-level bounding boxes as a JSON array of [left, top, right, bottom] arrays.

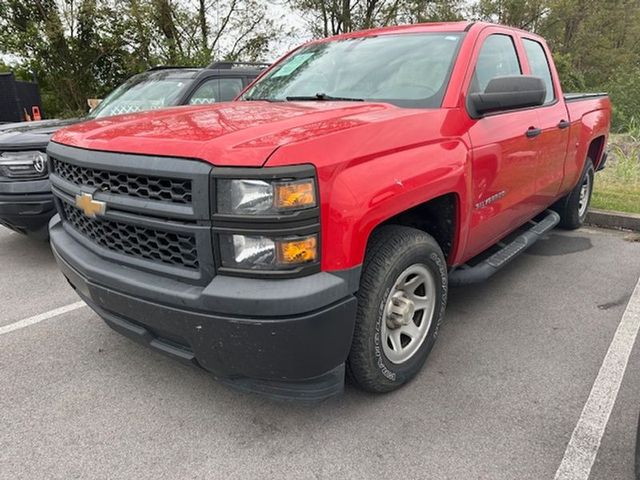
[[564, 92, 608, 102]]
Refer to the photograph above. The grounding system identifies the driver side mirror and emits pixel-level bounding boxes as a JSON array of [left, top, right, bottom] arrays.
[[469, 76, 546, 118]]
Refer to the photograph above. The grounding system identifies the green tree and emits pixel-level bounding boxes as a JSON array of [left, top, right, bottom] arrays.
[[540, 0, 640, 129], [289, 0, 464, 37], [0, 0, 282, 118], [473, 0, 640, 131], [472, 0, 549, 30]]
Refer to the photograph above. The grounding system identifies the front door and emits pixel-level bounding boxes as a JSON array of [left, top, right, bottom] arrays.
[[465, 31, 543, 258]]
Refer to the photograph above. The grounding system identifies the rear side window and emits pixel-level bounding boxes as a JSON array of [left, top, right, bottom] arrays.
[[189, 78, 244, 104], [470, 34, 521, 94], [523, 38, 555, 104]]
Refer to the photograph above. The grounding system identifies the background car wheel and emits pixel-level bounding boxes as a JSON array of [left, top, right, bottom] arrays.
[[347, 225, 448, 393], [553, 158, 595, 230]]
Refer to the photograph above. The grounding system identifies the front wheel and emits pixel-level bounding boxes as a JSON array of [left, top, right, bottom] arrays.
[[347, 226, 448, 393]]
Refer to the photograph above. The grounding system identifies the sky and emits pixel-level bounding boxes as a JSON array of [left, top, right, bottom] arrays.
[[266, 1, 313, 59], [1, 53, 19, 65]]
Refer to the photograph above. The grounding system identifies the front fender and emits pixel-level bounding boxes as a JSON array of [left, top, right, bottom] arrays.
[[265, 108, 473, 271], [319, 139, 471, 270]]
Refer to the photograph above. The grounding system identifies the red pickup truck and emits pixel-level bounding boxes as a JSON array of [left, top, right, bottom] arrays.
[[47, 22, 610, 400]]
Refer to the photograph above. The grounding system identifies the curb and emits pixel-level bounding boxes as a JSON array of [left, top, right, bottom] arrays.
[[586, 208, 640, 232]]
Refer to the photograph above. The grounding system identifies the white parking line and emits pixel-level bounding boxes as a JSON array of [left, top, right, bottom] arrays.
[[555, 277, 640, 480], [0, 301, 86, 336]]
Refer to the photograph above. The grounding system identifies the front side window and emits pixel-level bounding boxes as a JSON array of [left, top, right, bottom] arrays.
[[522, 38, 555, 104], [470, 34, 522, 94], [242, 33, 464, 108], [189, 78, 245, 105]]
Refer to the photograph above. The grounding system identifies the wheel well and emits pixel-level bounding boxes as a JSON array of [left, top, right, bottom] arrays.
[[588, 136, 606, 168], [377, 193, 457, 261]]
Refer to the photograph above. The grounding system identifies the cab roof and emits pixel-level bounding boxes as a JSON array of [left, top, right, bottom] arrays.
[[316, 21, 539, 42]]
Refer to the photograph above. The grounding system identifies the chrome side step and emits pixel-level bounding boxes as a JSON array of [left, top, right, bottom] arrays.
[[449, 209, 560, 286]]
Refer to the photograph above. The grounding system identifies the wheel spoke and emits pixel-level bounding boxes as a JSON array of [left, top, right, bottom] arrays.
[[402, 321, 421, 339], [408, 293, 429, 310], [402, 274, 422, 292], [388, 329, 403, 352]]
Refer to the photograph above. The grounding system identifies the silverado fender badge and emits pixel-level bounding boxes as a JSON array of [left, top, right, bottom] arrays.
[[75, 192, 107, 218], [475, 190, 506, 209]]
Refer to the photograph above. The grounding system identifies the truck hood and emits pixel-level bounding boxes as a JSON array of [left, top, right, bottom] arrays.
[[0, 118, 84, 150], [51, 102, 402, 167]]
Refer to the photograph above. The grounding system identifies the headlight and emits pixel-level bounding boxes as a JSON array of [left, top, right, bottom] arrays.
[[0, 151, 48, 179], [217, 178, 316, 215], [219, 233, 318, 270]]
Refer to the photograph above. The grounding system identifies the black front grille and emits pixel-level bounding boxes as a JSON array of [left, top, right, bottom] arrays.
[[52, 158, 192, 204], [61, 202, 199, 270]]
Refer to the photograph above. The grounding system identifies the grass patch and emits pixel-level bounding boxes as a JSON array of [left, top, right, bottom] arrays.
[[592, 185, 640, 213], [592, 133, 640, 214]]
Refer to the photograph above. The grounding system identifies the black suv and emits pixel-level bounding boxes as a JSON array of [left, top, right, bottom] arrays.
[[0, 62, 267, 238]]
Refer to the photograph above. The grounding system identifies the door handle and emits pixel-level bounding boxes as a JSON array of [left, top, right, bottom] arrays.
[[526, 127, 542, 138], [558, 119, 570, 129]]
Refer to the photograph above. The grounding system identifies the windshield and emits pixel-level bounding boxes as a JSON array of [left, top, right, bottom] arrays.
[[87, 71, 197, 119], [242, 33, 463, 108]]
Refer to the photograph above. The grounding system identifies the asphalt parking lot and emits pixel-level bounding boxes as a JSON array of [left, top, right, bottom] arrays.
[[1, 224, 639, 480]]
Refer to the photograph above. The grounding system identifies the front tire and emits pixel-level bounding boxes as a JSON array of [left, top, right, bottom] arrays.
[[553, 158, 595, 230], [347, 226, 448, 393]]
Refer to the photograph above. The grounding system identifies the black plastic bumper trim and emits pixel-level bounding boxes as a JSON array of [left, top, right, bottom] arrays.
[[596, 151, 608, 172], [55, 245, 357, 401], [0, 178, 50, 195], [0, 192, 55, 233]]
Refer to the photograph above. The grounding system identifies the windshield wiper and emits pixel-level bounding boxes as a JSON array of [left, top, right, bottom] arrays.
[[286, 93, 364, 102], [243, 96, 283, 102]]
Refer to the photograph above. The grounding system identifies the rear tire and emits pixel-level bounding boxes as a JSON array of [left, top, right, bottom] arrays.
[[347, 226, 448, 393], [553, 158, 594, 230]]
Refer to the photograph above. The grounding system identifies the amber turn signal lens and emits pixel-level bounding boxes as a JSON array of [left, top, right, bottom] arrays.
[[277, 235, 318, 264], [275, 180, 316, 210]]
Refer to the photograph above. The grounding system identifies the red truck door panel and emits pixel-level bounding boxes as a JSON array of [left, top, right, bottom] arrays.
[[520, 36, 570, 204], [465, 32, 541, 257]]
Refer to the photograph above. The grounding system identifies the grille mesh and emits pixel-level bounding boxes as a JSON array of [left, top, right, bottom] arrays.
[[61, 202, 199, 269], [52, 158, 192, 204]]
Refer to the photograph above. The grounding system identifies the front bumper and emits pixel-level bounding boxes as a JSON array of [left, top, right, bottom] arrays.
[[50, 216, 359, 401], [0, 178, 54, 234]]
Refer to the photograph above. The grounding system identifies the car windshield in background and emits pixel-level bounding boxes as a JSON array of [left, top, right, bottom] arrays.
[[242, 33, 463, 108], [87, 70, 198, 119]]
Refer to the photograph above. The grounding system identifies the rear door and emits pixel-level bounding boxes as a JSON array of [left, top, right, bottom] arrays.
[[520, 36, 570, 203], [465, 29, 543, 257]]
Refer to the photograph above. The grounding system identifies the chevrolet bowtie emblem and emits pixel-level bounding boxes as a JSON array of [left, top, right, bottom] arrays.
[[75, 192, 106, 218]]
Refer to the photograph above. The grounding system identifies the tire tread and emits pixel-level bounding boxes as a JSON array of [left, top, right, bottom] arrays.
[[347, 225, 445, 393]]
